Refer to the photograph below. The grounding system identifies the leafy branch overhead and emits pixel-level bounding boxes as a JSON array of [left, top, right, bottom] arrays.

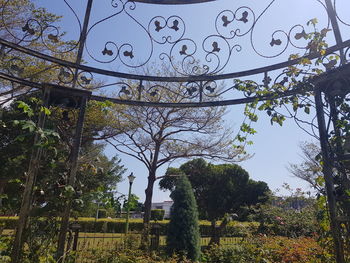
[[236, 19, 338, 142]]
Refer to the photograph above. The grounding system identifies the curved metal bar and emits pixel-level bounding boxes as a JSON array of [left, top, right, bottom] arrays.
[[131, 0, 216, 5], [0, 38, 350, 82], [1, 37, 349, 82], [0, 71, 306, 108], [334, 0, 350, 27], [0, 0, 343, 75], [63, 0, 82, 33]]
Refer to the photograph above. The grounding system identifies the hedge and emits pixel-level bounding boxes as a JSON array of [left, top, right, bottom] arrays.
[[0, 217, 258, 236], [150, 209, 165, 221]]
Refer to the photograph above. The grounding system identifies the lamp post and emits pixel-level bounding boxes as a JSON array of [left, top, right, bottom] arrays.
[[125, 172, 136, 234]]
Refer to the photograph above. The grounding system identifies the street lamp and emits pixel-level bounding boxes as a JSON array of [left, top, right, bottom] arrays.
[[125, 172, 136, 234]]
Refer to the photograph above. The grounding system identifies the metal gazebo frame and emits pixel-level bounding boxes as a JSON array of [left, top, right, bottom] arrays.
[[0, 0, 349, 262]]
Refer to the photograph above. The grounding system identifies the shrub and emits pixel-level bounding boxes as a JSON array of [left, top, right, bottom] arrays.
[[78, 248, 192, 263], [166, 176, 200, 261], [201, 245, 251, 263], [254, 200, 318, 237], [0, 217, 17, 229], [151, 209, 165, 221], [0, 216, 257, 237], [202, 236, 329, 263], [0, 224, 11, 263]]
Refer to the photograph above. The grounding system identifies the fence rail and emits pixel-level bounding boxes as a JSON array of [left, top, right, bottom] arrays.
[[73, 233, 244, 263], [1, 228, 244, 263]]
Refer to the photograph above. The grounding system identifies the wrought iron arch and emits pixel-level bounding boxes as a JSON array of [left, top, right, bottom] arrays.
[[0, 0, 349, 262]]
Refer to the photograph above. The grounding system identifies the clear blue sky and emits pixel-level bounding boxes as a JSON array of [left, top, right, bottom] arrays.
[[34, 0, 350, 201]]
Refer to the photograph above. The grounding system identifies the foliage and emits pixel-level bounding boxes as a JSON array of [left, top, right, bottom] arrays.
[[160, 159, 270, 222], [0, 96, 125, 217], [289, 142, 350, 255], [0, 216, 258, 237], [232, 20, 349, 258], [160, 159, 269, 244], [0, 97, 59, 213], [167, 176, 200, 261], [255, 201, 318, 237], [122, 193, 144, 213], [0, 233, 335, 263], [0, 224, 11, 263], [253, 187, 318, 238], [315, 194, 350, 262], [76, 246, 192, 263], [0, 219, 59, 263], [82, 100, 130, 142], [151, 209, 165, 221], [78, 238, 331, 263], [0, 0, 78, 105], [0, 94, 125, 263], [20, 217, 59, 263], [235, 18, 332, 132], [202, 236, 333, 263]]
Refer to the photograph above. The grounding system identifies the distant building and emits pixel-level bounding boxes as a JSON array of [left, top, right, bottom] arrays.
[[119, 211, 143, 219], [151, 201, 174, 219]]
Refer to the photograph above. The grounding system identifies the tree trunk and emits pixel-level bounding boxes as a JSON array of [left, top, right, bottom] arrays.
[[0, 179, 6, 209], [209, 220, 220, 245], [141, 169, 156, 249], [141, 141, 161, 249], [209, 216, 230, 245]]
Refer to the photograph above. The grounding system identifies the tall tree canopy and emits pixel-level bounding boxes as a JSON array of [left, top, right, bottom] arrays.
[[159, 158, 270, 243], [0, 95, 125, 216], [0, 0, 133, 222]]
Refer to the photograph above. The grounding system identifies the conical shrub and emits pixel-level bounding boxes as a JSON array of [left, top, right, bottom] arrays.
[[166, 175, 200, 261]]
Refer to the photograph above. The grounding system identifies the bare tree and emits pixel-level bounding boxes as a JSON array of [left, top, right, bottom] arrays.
[[107, 79, 249, 239], [287, 141, 323, 192]]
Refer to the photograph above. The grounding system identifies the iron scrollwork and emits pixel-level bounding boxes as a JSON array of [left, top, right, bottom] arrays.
[[0, 0, 349, 106], [0, 0, 81, 54]]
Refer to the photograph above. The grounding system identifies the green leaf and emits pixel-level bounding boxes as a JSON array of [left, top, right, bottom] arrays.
[[21, 121, 36, 132], [8, 179, 22, 184], [315, 176, 325, 187], [40, 106, 51, 115], [29, 97, 39, 103], [0, 194, 8, 199], [15, 135, 26, 142], [293, 103, 298, 112], [17, 101, 34, 117]]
